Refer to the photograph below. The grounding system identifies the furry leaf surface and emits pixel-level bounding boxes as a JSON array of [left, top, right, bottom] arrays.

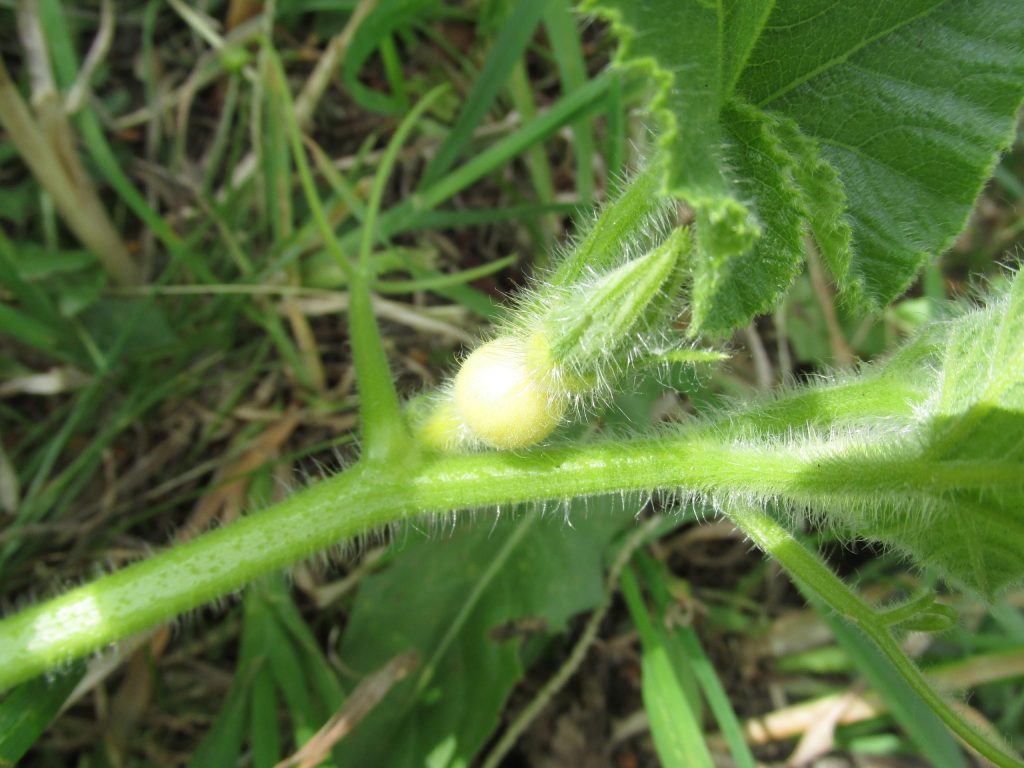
[[758, 272, 1024, 597], [581, 0, 1024, 332]]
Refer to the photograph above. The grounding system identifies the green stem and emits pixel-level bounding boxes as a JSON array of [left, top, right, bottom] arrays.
[[725, 503, 1023, 768], [346, 285, 412, 462], [359, 84, 449, 274], [270, 43, 412, 462], [1, 412, 1013, 693], [348, 84, 450, 461]]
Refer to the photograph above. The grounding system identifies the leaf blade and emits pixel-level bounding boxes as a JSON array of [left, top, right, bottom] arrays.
[[333, 503, 632, 767], [583, 0, 1024, 329]]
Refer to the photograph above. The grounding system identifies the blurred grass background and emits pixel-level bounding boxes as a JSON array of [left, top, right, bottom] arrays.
[[0, 1, 1022, 765]]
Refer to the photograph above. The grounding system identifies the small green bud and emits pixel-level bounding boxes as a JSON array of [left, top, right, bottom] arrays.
[[544, 227, 690, 381]]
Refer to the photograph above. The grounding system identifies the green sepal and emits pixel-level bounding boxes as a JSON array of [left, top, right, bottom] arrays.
[[878, 593, 959, 634], [544, 227, 691, 380], [553, 162, 667, 285]]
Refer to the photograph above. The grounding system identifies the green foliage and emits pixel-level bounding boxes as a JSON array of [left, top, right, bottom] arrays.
[[0, 660, 84, 764], [544, 228, 690, 377], [188, 577, 346, 767], [632, 552, 757, 768], [696, 272, 1024, 597], [620, 566, 715, 768], [582, 0, 1024, 331], [858, 272, 1024, 596], [342, 0, 443, 115], [2, 0, 1024, 765], [334, 503, 631, 766]]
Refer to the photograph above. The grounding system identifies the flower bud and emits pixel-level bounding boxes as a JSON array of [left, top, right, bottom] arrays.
[[544, 227, 690, 382]]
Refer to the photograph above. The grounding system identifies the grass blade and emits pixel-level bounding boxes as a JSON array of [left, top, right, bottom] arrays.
[[543, 0, 595, 203], [620, 566, 715, 768], [635, 551, 757, 768], [420, 0, 550, 186], [0, 663, 83, 764], [250, 666, 281, 768]]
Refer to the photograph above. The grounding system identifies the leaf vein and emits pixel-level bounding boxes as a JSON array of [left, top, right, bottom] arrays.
[[755, 1, 951, 107]]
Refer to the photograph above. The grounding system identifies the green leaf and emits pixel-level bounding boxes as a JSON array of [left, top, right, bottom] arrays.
[[620, 567, 715, 768], [0, 663, 83, 764], [748, 1, 1024, 306], [864, 271, 1024, 596], [772, 118, 854, 292], [579, 0, 759, 261], [581, 0, 1024, 332], [0, 236, 77, 358], [633, 552, 757, 768], [263, 609, 321, 742], [333, 502, 631, 767], [249, 666, 281, 768], [189, 606, 255, 768], [264, 578, 346, 713], [691, 102, 807, 332], [188, 676, 249, 768], [737, 271, 1024, 596], [0, 301, 61, 353]]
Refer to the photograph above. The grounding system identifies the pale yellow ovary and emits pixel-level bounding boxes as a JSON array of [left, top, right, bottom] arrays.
[[453, 336, 567, 449]]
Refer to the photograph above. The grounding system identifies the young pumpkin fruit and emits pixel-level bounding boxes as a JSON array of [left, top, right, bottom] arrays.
[[453, 334, 567, 449]]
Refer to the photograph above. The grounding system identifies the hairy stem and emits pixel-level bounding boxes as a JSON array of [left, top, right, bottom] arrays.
[[726, 503, 1023, 768], [0, 393, 1007, 693]]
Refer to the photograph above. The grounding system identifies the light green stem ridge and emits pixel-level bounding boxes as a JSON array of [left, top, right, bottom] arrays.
[[1, 386, 1016, 693], [726, 503, 1024, 768]]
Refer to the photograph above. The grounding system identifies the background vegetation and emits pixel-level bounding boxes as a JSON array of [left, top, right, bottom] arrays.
[[1, 1, 1022, 765]]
